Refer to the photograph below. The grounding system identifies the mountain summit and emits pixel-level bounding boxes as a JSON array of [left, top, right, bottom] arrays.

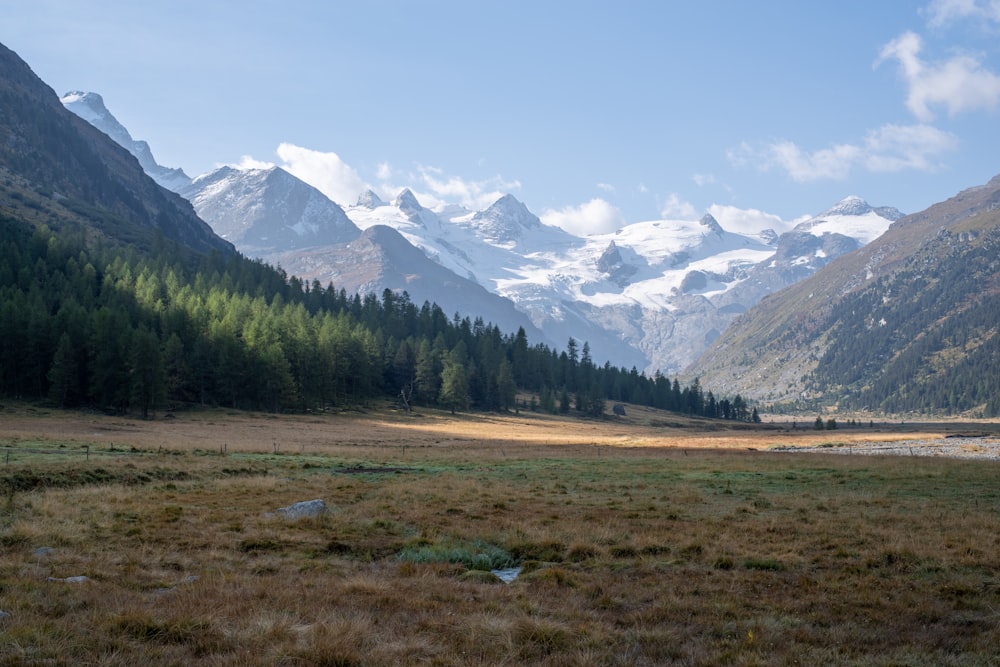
[[468, 194, 543, 247], [180, 166, 360, 250], [818, 195, 904, 221]]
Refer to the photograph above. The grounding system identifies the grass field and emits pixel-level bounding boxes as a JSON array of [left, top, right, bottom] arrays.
[[1, 403, 999, 665]]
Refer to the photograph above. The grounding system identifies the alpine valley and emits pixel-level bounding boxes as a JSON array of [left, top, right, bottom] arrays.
[[62, 91, 903, 375]]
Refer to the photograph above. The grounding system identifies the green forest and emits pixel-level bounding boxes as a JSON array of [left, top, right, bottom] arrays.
[[0, 213, 758, 422]]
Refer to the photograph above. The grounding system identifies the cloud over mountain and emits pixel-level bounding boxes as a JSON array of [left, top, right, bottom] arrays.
[[274, 143, 369, 207], [540, 198, 626, 236]]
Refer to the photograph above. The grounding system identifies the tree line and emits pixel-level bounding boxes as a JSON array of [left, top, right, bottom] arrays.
[[0, 214, 759, 421]]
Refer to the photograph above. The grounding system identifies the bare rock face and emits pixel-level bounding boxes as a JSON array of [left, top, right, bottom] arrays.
[[597, 241, 638, 287], [274, 499, 328, 519]]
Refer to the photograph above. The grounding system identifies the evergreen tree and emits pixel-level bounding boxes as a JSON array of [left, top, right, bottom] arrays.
[[129, 325, 164, 419], [414, 338, 440, 406], [559, 387, 571, 414], [439, 348, 469, 414], [496, 359, 517, 412], [47, 332, 79, 407]]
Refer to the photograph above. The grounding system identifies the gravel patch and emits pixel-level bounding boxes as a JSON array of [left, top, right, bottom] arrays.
[[773, 437, 1000, 460]]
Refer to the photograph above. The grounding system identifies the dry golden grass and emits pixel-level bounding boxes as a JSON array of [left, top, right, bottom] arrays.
[[1, 402, 999, 665]]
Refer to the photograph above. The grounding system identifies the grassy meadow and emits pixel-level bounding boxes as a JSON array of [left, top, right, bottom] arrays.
[[1, 403, 999, 665]]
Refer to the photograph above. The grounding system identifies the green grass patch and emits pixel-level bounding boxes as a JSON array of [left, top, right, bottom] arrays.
[[396, 539, 516, 570]]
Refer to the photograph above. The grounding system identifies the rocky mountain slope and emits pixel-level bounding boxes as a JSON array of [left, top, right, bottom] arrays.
[[0, 44, 231, 258], [688, 175, 1000, 416]]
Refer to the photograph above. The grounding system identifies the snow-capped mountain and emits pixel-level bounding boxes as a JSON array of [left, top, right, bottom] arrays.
[[60, 91, 191, 192], [179, 166, 361, 250], [341, 190, 899, 372], [793, 196, 903, 245], [64, 90, 903, 374]]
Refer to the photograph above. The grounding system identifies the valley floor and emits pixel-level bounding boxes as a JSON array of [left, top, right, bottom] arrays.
[[1, 403, 999, 665]]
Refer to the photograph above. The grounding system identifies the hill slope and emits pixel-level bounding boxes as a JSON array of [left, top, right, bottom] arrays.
[[689, 175, 1000, 416], [0, 43, 231, 258]]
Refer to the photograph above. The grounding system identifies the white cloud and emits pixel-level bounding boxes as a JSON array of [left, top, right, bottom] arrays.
[[707, 204, 795, 235], [659, 193, 698, 219], [411, 165, 521, 210], [924, 0, 1000, 27], [231, 155, 275, 170], [773, 141, 862, 182], [274, 143, 369, 206], [876, 31, 1000, 121], [597, 182, 616, 193], [541, 199, 626, 236], [223, 143, 521, 212], [862, 123, 959, 171], [729, 123, 957, 181], [692, 173, 715, 187]]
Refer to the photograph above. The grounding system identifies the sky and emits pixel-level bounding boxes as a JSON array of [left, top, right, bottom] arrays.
[[3, 0, 1000, 236]]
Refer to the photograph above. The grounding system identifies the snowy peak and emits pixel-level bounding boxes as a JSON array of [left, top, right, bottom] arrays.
[[818, 195, 904, 222], [479, 194, 539, 227], [792, 196, 905, 246], [699, 213, 724, 235], [60, 90, 191, 192], [181, 165, 359, 249], [468, 194, 542, 246], [357, 189, 385, 209], [395, 188, 422, 212], [60, 91, 113, 128], [820, 195, 872, 217]]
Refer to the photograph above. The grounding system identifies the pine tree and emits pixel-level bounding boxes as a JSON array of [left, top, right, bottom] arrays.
[[439, 347, 469, 414], [129, 325, 164, 419], [414, 338, 440, 406], [496, 359, 516, 412], [47, 332, 79, 407]]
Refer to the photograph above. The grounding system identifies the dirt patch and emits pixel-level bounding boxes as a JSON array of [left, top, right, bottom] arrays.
[[333, 465, 417, 475]]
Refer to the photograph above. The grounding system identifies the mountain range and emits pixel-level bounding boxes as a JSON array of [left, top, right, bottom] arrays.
[[61, 90, 902, 373]]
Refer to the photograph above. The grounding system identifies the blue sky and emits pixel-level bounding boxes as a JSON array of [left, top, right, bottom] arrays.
[[4, 0, 1000, 234]]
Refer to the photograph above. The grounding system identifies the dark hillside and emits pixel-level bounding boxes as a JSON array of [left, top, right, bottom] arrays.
[[0, 42, 232, 257]]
